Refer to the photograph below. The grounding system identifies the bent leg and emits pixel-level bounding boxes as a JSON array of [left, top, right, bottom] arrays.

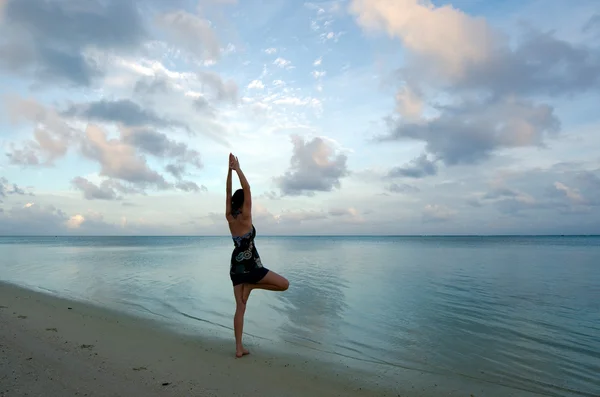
[[244, 270, 289, 300], [257, 270, 289, 290], [233, 284, 249, 358]]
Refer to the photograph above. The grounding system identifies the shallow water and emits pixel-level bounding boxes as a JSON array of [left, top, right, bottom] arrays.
[[1, 235, 599, 396]]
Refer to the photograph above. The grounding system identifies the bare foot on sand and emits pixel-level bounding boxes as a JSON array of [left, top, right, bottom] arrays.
[[242, 284, 253, 304], [236, 347, 250, 358]]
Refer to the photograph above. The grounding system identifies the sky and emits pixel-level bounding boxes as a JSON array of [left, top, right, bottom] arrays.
[[1, 0, 599, 236]]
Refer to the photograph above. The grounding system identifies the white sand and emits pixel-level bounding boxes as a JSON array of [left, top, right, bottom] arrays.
[[0, 282, 395, 397], [0, 282, 546, 397]]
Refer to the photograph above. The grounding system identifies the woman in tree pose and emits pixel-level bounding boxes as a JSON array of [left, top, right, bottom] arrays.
[[225, 153, 289, 358]]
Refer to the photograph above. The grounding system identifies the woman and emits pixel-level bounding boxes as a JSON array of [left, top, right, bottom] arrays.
[[226, 153, 289, 358]]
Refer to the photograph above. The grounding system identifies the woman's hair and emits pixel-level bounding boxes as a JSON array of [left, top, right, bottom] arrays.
[[231, 188, 244, 213]]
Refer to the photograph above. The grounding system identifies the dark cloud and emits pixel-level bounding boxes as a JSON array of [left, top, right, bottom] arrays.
[[0, 0, 147, 86], [133, 75, 171, 95], [447, 28, 600, 97], [468, 166, 600, 216], [0, 177, 32, 200], [0, 202, 173, 236], [71, 177, 119, 200], [380, 97, 560, 166], [583, 14, 600, 34], [0, 203, 69, 235], [388, 153, 437, 178], [120, 128, 202, 168], [63, 99, 187, 130], [275, 135, 349, 196], [259, 190, 280, 200], [385, 183, 420, 194], [197, 70, 238, 104], [482, 187, 520, 200], [175, 181, 207, 193], [165, 163, 186, 179], [353, 2, 598, 175], [193, 96, 217, 118], [328, 208, 360, 218]]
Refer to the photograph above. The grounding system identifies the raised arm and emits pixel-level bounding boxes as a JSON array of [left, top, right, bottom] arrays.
[[233, 157, 252, 216], [225, 155, 234, 220]]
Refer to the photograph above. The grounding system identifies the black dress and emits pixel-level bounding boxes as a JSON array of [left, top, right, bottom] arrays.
[[230, 225, 269, 286]]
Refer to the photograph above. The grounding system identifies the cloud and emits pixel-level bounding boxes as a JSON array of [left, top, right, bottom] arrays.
[[71, 177, 119, 201], [80, 124, 170, 189], [62, 99, 187, 130], [197, 70, 238, 103], [247, 79, 265, 90], [351, 0, 599, 174], [120, 127, 202, 169], [5, 96, 77, 165], [176, 181, 207, 192], [0, 177, 30, 201], [276, 209, 328, 224], [0, 201, 173, 235], [467, 165, 600, 216], [155, 9, 220, 62], [583, 14, 600, 34], [275, 135, 349, 196], [422, 204, 456, 223], [553, 182, 585, 205], [0, 0, 147, 86], [380, 96, 560, 166], [273, 57, 293, 69], [388, 153, 438, 178], [264, 47, 277, 54], [133, 75, 171, 95], [385, 183, 420, 194]]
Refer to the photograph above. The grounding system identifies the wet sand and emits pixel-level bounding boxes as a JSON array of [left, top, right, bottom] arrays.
[[0, 281, 548, 397], [0, 282, 396, 397]]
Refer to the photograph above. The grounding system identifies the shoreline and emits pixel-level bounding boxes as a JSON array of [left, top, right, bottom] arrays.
[[0, 281, 397, 397], [0, 281, 549, 396]]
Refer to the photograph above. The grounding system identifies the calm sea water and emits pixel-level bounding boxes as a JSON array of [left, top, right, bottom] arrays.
[[0, 235, 598, 396]]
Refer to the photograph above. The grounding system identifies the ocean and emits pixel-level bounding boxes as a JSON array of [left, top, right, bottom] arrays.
[[0, 235, 598, 396]]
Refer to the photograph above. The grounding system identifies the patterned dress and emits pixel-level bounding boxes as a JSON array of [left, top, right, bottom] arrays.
[[229, 225, 269, 286]]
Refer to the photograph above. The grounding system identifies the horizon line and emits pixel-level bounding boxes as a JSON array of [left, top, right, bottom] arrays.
[[1, 234, 599, 238]]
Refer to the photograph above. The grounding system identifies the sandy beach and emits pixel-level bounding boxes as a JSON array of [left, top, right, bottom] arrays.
[[0, 282, 398, 397]]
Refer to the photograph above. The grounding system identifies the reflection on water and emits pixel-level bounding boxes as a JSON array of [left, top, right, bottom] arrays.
[[1, 235, 599, 396]]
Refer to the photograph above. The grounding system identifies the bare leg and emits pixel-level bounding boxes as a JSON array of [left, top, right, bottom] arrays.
[[242, 270, 289, 303], [233, 284, 250, 358]]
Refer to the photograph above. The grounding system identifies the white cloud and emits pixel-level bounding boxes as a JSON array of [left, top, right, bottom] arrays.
[[349, 0, 497, 80], [66, 214, 85, 229], [273, 57, 293, 69], [247, 79, 265, 90], [313, 57, 323, 66], [312, 70, 326, 79], [264, 47, 277, 54]]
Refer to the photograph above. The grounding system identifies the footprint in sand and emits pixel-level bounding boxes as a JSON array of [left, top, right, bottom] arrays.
[[0, 305, 7, 309], [132, 366, 147, 371], [17, 315, 27, 319], [45, 328, 58, 332], [80, 344, 95, 349]]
